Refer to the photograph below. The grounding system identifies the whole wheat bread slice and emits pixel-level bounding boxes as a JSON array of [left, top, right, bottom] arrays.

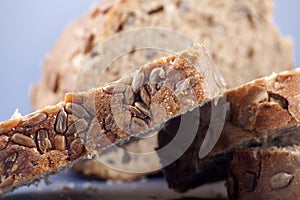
[[0, 45, 223, 194], [158, 69, 300, 192], [31, 0, 293, 181]]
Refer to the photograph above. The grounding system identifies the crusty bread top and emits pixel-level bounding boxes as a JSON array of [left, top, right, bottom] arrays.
[[227, 69, 300, 131]]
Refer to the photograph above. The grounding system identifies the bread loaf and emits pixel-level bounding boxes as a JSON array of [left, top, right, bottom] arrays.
[[31, 0, 293, 180]]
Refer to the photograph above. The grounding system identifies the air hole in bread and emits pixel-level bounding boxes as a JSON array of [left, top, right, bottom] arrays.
[[247, 48, 254, 58], [247, 13, 256, 28], [50, 73, 60, 94], [116, 13, 136, 32], [268, 92, 288, 110], [147, 5, 164, 15]]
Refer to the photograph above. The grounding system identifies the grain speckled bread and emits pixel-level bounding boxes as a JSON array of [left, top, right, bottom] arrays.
[[31, 0, 293, 180], [227, 146, 300, 200], [158, 68, 300, 193], [0, 45, 224, 194]]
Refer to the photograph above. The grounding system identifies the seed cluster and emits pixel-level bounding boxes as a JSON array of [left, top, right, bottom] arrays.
[[0, 102, 93, 189], [101, 63, 197, 137]]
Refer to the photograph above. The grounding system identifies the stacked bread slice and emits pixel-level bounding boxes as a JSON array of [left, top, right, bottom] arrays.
[[31, 0, 293, 181], [158, 69, 300, 199]]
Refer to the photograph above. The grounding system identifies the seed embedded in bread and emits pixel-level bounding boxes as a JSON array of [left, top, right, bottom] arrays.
[[55, 108, 68, 134], [270, 172, 293, 190], [65, 103, 90, 119], [21, 112, 47, 127], [36, 129, 52, 154], [227, 146, 300, 199], [11, 133, 36, 148]]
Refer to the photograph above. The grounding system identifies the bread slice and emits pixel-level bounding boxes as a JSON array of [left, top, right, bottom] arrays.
[[227, 146, 300, 200], [31, 0, 293, 181], [0, 45, 223, 194], [158, 68, 300, 192]]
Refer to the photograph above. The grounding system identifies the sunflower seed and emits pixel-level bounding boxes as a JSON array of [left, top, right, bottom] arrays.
[[132, 117, 148, 128], [104, 115, 114, 131], [21, 112, 47, 127], [0, 136, 9, 150], [117, 73, 133, 85], [175, 79, 185, 90], [140, 86, 151, 107], [242, 172, 256, 192], [111, 93, 125, 108], [0, 175, 14, 188], [85, 118, 105, 153], [55, 135, 66, 151], [11, 165, 18, 173], [146, 83, 157, 96], [103, 83, 126, 94], [69, 138, 84, 161], [66, 119, 88, 135], [149, 67, 165, 83], [175, 77, 196, 93], [128, 105, 147, 119], [4, 153, 17, 177], [105, 86, 115, 95], [124, 86, 134, 105], [36, 129, 52, 154], [135, 102, 151, 118], [87, 118, 103, 135], [11, 133, 36, 147], [65, 103, 90, 119], [132, 69, 145, 93], [270, 172, 293, 190], [226, 176, 235, 198], [55, 108, 68, 134]]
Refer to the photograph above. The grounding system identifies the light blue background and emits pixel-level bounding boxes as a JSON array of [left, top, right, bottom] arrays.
[[0, 1, 299, 121]]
